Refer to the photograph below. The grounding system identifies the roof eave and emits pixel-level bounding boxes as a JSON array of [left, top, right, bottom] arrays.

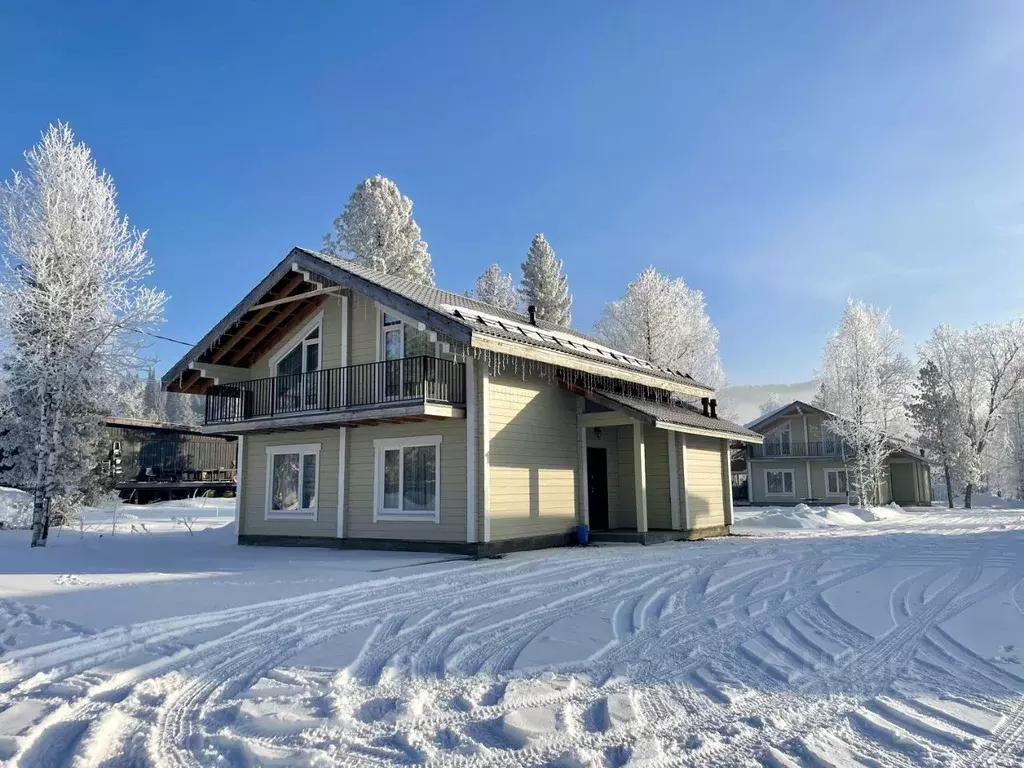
[[471, 334, 713, 397]]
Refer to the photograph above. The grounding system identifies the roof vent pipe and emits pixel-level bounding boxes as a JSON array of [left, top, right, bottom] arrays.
[[701, 397, 710, 417], [527, 305, 537, 325], [710, 398, 718, 419]]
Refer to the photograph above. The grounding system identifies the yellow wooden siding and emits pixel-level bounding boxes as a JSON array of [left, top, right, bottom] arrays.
[[241, 428, 340, 538], [584, 425, 623, 525], [684, 435, 727, 529], [345, 418, 467, 542], [487, 373, 579, 541], [615, 426, 636, 528], [644, 425, 672, 529]]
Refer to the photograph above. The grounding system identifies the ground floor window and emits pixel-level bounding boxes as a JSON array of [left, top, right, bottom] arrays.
[[765, 469, 795, 495], [373, 436, 441, 522], [265, 443, 320, 520], [825, 468, 849, 496]]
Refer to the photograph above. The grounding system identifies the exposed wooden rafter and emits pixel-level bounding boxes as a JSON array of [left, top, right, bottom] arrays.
[[244, 298, 325, 367], [209, 272, 307, 364]]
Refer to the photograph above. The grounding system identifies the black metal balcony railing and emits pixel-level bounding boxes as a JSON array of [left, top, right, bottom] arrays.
[[205, 356, 466, 425], [748, 440, 853, 459]]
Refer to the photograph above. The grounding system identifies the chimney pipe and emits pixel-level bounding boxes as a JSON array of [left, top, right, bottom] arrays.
[[710, 398, 718, 419], [527, 305, 537, 325], [701, 397, 710, 417]]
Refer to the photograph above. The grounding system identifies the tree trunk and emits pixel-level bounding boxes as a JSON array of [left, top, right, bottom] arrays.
[[964, 482, 974, 509], [41, 498, 51, 542], [30, 489, 46, 547], [944, 462, 954, 509]]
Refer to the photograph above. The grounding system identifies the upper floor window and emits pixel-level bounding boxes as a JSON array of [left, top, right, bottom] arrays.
[[765, 425, 791, 457], [379, 311, 435, 361]]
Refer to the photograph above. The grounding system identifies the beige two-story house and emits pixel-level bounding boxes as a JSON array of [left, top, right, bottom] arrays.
[[163, 247, 762, 555], [742, 400, 932, 507]]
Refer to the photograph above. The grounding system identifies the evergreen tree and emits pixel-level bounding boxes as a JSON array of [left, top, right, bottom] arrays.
[[908, 360, 964, 508], [472, 263, 519, 311], [322, 175, 434, 284], [520, 234, 571, 326], [142, 368, 166, 422]]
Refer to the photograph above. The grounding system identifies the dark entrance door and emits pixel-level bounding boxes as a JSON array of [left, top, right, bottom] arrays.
[[587, 447, 609, 530]]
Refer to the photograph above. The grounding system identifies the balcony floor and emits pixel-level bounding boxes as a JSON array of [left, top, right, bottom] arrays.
[[202, 401, 465, 435]]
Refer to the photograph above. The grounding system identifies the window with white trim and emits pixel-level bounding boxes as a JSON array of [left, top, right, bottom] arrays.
[[374, 436, 441, 522], [825, 468, 849, 496], [765, 469, 795, 495], [765, 424, 792, 457], [265, 444, 320, 519]]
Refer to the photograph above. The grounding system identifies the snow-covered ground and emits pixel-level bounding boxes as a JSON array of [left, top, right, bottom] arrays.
[[3, 501, 1024, 765]]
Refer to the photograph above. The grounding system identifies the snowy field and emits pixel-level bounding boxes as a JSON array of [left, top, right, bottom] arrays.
[[2, 501, 1024, 765]]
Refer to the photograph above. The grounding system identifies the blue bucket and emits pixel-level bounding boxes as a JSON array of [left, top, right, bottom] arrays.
[[576, 524, 590, 546]]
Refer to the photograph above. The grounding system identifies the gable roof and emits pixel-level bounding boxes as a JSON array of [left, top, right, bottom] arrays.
[[163, 247, 714, 396], [594, 390, 763, 443], [744, 399, 835, 431]]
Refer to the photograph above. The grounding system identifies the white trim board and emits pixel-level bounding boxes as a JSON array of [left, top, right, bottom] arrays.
[[267, 309, 325, 372], [337, 427, 347, 537], [466, 356, 477, 543]]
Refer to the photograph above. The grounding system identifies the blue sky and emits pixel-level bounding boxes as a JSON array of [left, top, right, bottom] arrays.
[[2, 2, 1024, 385]]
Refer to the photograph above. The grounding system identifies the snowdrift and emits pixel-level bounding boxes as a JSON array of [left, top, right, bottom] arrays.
[[735, 502, 905, 531]]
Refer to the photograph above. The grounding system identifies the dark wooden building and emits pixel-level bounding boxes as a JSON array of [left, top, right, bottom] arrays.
[[104, 417, 237, 503]]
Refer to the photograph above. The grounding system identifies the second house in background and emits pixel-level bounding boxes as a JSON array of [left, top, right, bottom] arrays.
[[739, 400, 932, 507], [163, 247, 761, 555]]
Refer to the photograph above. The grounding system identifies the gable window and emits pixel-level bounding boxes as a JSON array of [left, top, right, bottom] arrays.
[[271, 313, 323, 411], [765, 425, 792, 457], [765, 469, 795, 496], [373, 436, 441, 522], [265, 444, 320, 520], [825, 468, 849, 496]]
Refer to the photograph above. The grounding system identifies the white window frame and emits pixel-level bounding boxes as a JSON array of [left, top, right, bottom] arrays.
[[373, 435, 442, 523], [824, 467, 850, 497], [764, 469, 795, 497], [765, 423, 792, 457], [264, 443, 321, 521], [374, 304, 440, 362], [268, 310, 324, 375]]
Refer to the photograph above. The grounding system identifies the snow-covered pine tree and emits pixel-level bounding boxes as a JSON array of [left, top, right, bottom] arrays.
[[165, 391, 201, 426], [322, 175, 434, 285], [908, 359, 965, 508], [472, 263, 519, 311], [520, 234, 571, 326], [919, 322, 1024, 508], [815, 299, 913, 508], [142, 368, 166, 421], [0, 123, 166, 546], [594, 266, 725, 391]]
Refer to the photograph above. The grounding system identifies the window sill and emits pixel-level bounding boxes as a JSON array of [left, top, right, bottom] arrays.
[[374, 511, 440, 524], [266, 510, 318, 521]]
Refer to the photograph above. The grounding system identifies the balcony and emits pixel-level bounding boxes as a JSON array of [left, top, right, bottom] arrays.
[[747, 440, 852, 460], [204, 356, 466, 427]]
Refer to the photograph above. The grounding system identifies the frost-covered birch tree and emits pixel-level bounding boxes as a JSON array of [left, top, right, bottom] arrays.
[[520, 234, 572, 326], [472, 263, 519, 311], [919, 322, 1024, 508], [0, 123, 166, 546], [594, 266, 725, 390], [815, 299, 913, 507], [322, 175, 434, 285]]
